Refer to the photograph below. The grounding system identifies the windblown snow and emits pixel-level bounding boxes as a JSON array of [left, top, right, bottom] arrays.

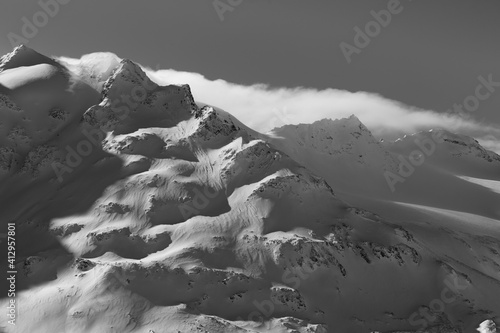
[[0, 46, 499, 333]]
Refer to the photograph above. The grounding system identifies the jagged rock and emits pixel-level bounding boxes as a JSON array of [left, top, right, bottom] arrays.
[[191, 106, 241, 140], [74, 258, 96, 271], [270, 286, 307, 312]]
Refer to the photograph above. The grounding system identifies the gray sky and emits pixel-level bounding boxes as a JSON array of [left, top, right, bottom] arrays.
[[1, 0, 500, 124]]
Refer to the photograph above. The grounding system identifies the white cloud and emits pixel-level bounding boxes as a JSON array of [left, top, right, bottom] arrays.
[[143, 67, 500, 153]]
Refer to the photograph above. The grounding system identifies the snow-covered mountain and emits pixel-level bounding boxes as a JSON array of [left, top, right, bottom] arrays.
[[0, 46, 499, 333], [264, 116, 400, 197]]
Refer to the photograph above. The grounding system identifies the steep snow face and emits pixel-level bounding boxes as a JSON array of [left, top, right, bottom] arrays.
[[187, 105, 255, 148], [0, 47, 499, 333], [0, 45, 60, 72], [264, 115, 399, 197], [0, 47, 102, 179], [269, 116, 385, 163], [382, 129, 500, 215]]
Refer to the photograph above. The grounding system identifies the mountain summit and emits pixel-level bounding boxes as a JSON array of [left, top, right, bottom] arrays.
[[0, 44, 60, 72], [0, 48, 499, 333]]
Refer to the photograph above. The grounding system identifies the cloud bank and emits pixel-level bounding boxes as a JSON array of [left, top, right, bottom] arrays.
[[144, 67, 500, 153], [56, 53, 500, 153]]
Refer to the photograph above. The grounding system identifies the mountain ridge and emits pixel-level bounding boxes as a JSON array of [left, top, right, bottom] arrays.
[[0, 47, 498, 333]]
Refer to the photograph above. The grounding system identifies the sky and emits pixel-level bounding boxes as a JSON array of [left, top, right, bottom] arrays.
[[1, 0, 500, 147]]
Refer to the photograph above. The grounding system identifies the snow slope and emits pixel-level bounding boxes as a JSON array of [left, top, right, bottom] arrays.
[[264, 116, 400, 198], [0, 46, 498, 333]]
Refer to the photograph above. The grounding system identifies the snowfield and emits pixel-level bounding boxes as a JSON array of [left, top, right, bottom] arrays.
[[0, 46, 499, 333]]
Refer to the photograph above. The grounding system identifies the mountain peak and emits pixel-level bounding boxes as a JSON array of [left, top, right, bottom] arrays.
[[101, 58, 156, 100], [115, 58, 151, 84], [9, 44, 31, 54], [3, 48, 499, 333], [391, 129, 500, 163], [271, 115, 374, 148], [272, 115, 368, 135], [0, 45, 59, 72], [189, 105, 245, 141], [346, 113, 362, 123], [321, 115, 368, 132], [119, 58, 145, 74]]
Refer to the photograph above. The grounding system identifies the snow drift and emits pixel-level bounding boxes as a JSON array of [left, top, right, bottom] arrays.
[[0, 46, 499, 333]]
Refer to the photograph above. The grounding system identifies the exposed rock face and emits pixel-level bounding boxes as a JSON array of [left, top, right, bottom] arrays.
[[190, 106, 241, 141], [0, 47, 499, 333]]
